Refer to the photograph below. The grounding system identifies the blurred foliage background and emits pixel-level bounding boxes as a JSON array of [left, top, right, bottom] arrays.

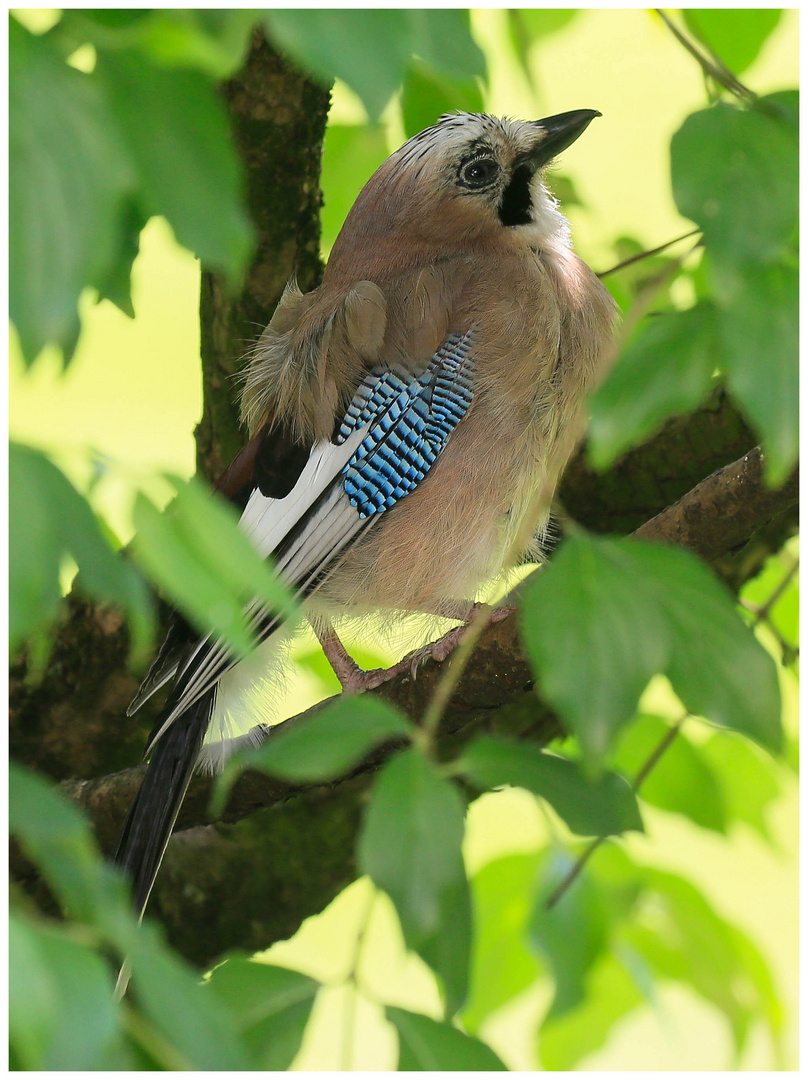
[[10, 8, 798, 1071]]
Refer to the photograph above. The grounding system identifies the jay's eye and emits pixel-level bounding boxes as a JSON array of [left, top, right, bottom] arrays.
[[459, 156, 499, 188]]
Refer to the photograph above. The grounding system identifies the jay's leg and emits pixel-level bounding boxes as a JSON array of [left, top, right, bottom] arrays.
[[313, 603, 515, 692]]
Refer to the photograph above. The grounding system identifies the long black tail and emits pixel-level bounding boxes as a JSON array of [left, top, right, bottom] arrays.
[[114, 689, 214, 917]]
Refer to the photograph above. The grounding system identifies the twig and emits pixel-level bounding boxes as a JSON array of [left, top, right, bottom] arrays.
[[545, 713, 688, 910], [756, 556, 799, 622], [597, 229, 701, 279], [655, 10, 755, 102]]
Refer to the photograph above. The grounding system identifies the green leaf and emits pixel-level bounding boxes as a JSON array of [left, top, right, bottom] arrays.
[[683, 9, 782, 75], [10, 444, 154, 663], [224, 696, 410, 786], [131, 477, 294, 659], [10, 17, 133, 363], [320, 124, 390, 252], [9, 914, 57, 1070], [588, 304, 718, 470], [95, 50, 252, 276], [458, 736, 643, 836], [134, 10, 256, 79], [761, 88, 798, 131], [127, 924, 250, 1070], [641, 543, 782, 752], [741, 548, 799, 651], [264, 10, 484, 121], [263, 10, 412, 120], [537, 952, 643, 1070], [358, 748, 471, 1013], [22, 924, 119, 1070], [9, 764, 128, 928], [387, 1007, 506, 1070], [521, 535, 782, 764], [171, 476, 296, 618], [94, 199, 145, 318], [520, 535, 670, 762], [716, 259, 798, 485], [407, 10, 486, 80], [506, 10, 580, 83], [611, 715, 727, 833], [401, 61, 484, 140], [671, 100, 797, 265], [463, 853, 543, 1033], [207, 957, 319, 1070], [698, 731, 781, 842], [529, 851, 609, 1018], [626, 868, 781, 1056]]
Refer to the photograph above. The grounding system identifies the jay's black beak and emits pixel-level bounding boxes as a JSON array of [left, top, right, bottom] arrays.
[[527, 109, 601, 169]]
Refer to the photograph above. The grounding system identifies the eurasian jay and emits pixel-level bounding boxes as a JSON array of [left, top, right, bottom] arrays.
[[114, 110, 616, 921]]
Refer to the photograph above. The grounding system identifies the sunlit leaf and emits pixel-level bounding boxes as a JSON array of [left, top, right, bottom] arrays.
[[387, 1006, 506, 1070], [263, 10, 411, 120], [698, 731, 782, 843], [407, 10, 486, 79], [741, 549, 799, 649], [19, 924, 119, 1070], [626, 868, 782, 1057], [213, 696, 411, 812], [207, 957, 319, 1069], [10, 17, 133, 363], [458, 736, 643, 836], [95, 50, 252, 276], [507, 9, 580, 83], [464, 852, 543, 1033], [671, 100, 797, 264], [10, 442, 154, 665], [588, 304, 718, 470], [127, 924, 250, 1070], [358, 749, 471, 1013], [521, 535, 782, 764], [537, 952, 643, 1070], [520, 535, 670, 762], [401, 61, 484, 140], [9, 914, 57, 1070], [683, 9, 782, 75], [716, 259, 798, 486], [131, 477, 294, 660], [529, 850, 609, 1018], [611, 714, 727, 833]]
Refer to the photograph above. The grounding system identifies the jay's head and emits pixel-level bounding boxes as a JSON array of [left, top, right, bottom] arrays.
[[330, 110, 600, 262]]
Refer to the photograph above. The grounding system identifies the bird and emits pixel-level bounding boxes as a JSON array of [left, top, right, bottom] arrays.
[[114, 110, 617, 925]]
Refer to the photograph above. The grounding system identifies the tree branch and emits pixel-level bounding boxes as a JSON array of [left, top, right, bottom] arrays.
[[11, 444, 792, 966]]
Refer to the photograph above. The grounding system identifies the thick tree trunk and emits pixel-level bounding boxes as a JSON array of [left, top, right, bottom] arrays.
[[195, 30, 330, 482]]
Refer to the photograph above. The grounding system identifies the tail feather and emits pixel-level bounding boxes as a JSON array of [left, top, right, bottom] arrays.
[[114, 689, 214, 916]]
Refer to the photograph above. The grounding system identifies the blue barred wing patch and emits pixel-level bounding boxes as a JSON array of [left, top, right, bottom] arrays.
[[338, 330, 475, 518]]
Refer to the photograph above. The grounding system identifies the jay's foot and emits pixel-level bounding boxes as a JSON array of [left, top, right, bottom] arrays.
[[314, 604, 515, 692]]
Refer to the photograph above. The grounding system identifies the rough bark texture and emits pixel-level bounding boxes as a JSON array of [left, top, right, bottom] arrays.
[[195, 29, 330, 482], [9, 30, 799, 971]]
